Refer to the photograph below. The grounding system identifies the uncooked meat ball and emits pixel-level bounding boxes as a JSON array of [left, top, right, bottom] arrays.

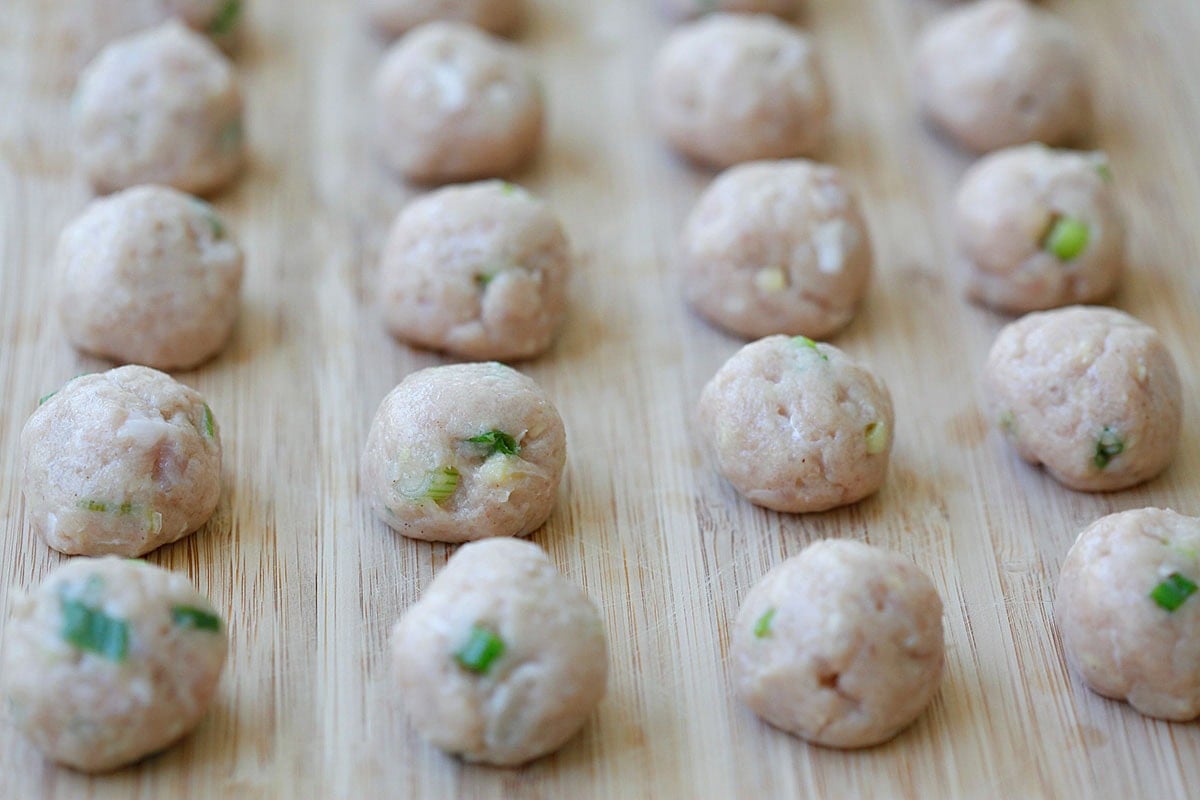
[[955, 144, 1124, 313], [915, 0, 1091, 153], [681, 159, 871, 339], [732, 539, 944, 748], [2, 557, 228, 772], [72, 21, 245, 195], [56, 185, 243, 370], [1057, 508, 1200, 721], [380, 181, 569, 361], [21, 366, 223, 557], [658, 0, 801, 21], [364, 0, 524, 37], [650, 14, 830, 169], [361, 362, 566, 543], [392, 537, 607, 765], [984, 306, 1181, 492], [698, 335, 893, 513], [371, 22, 543, 183]]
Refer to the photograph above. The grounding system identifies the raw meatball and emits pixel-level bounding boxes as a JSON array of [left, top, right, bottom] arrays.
[[371, 22, 543, 183], [681, 160, 871, 339], [983, 306, 1181, 492], [732, 539, 944, 748], [361, 362, 566, 543], [955, 144, 1124, 313], [650, 14, 830, 169], [364, 0, 524, 37], [56, 185, 244, 370], [2, 557, 228, 772], [21, 366, 223, 557], [72, 21, 246, 195], [57, 0, 244, 69], [392, 538, 607, 765], [380, 181, 569, 361], [698, 335, 894, 513], [1056, 508, 1200, 721], [915, 0, 1091, 153], [658, 0, 801, 21]]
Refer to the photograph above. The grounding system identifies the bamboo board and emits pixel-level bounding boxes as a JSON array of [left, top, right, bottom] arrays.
[[2, 1, 1200, 797]]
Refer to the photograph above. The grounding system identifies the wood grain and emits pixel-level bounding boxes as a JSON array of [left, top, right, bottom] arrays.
[[2, 0, 1200, 796]]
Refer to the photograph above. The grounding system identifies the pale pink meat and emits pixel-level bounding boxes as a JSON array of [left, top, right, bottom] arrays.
[[364, 0, 524, 37]]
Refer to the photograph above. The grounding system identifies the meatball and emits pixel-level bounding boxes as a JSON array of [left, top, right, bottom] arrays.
[[392, 538, 607, 765], [915, 0, 1091, 153], [371, 22, 543, 183], [650, 14, 830, 169], [2, 557, 228, 772], [361, 363, 566, 543], [733, 539, 945, 748], [72, 22, 245, 195], [21, 367, 223, 557], [681, 160, 871, 340], [954, 144, 1124, 313], [983, 306, 1182, 492], [380, 181, 569, 361], [698, 335, 893, 513], [59, 0, 244, 68], [658, 0, 801, 21], [364, 0, 524, 37], [55, 185, 243, 370], [1056, 508, 1200, 721]]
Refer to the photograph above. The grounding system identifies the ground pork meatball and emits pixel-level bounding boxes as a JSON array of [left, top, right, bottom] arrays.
[[1056, 508, 1200, 721], [380, 181, 569, 361], [650, 14, 830, 169], [2, 557, 228, 772], [681, 160, 871, 339], [732, 539, 944, 748], [72, 21, 245, 195], [392, 538, 607, 765], [658, 0, 801, 21], [955, 144, 1123, 313], [915, 0, 1091, 153], [983, 306, 1182, 492], [21, 367, 223, 557], [371, 22, 543, 183], [362, 363, 566, 543], [698, 335, 893, 513], [364, 0, 524, 37], [56, 185, 243, 370]]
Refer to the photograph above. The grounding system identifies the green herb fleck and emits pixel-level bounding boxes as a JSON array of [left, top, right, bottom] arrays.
[[864, 421, 889, 455], [999, 410, 1016, 436], [79, 499, 109, 513], [172, 605, 222, 632], [466, 430, 520, 457], [500, 182, 518, 196], [402, 466, 459, 504], [1095, 162, 1113, 182], [1042, 215, 1090, 261], [1150, 572, 1198, 612], [753, 608, 776, 639], [475, 271, 496, 289], [792, 336, 828, 361], [61, 596, 129, 661], [38, 390, 57, 406], [454, 625, 506, 674], [203, 404, 216, 438], [1093, 427, 1124, 469], [209, 0, 241, 36]]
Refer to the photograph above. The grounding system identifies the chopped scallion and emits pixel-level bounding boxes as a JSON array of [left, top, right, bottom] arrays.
[[61, 596, 129, 661], [454, 625, 506, 674], [753, 608, 776, 639], [864, 421, 888, 455], [466, 430, 520, 457], [792, 336, 828, 361], [209, 0, 241, 36], [203, 403, 216, 438], [1042, 215, 1090, 261], [1150, 572, 1198, 612], [1093, 427, 1124, 469], [172, 605, 222, 632]]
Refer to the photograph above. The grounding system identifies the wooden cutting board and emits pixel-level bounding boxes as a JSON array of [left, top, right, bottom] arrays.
[[2, 1, 1199, 796]]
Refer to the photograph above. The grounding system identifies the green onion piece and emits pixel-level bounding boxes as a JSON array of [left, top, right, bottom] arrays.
[[1042, 216, 1090, 261], [1150, 572, 1198, 612], [425, 466, 459, 503], [791, 336, 829, 361], [79, 499, 108, 513], [454, 625, 506, 674], [38, 390, 57, 406], [1095, 162, 1113, 182], [1093, 427, 1124, 469], [203, 404, 216, 438], [475, 271, 496, 288], [209, 0, 241, 35], [753, 608, 776, 639], [864, 421, 889, 455], [61, 597, 129, 661], [500, 182, 518, 196], [466, 430, 520, 457], [172, 605, 222, 632]]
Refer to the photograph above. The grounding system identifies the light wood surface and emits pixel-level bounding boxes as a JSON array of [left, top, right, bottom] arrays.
[[3, 0, 1200, 797]]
